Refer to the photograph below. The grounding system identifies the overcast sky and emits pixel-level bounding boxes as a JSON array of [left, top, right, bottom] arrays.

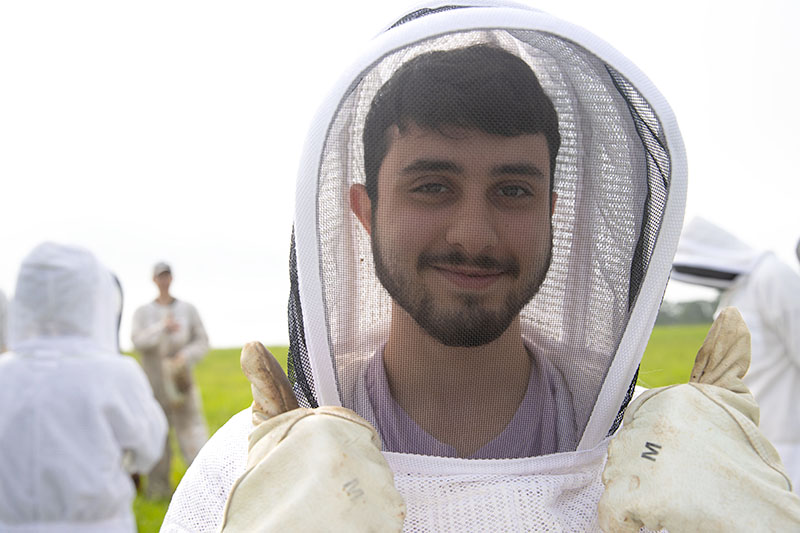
[[2, 0, 798, 349]]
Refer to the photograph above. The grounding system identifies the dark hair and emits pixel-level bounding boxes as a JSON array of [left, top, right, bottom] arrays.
[[363, 44, 561, 202]]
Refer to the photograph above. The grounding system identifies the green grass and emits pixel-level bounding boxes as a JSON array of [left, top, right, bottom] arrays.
[[636, 323, 710, 388], [132, 325, 710, 532], [132, 346, 288, 532]]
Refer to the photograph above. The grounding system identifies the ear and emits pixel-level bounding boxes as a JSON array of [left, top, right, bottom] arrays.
[[349, 184, 373, 236], [551, 191, 558, 216]]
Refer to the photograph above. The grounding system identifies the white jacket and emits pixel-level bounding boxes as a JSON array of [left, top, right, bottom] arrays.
[[0, 243, 168, 532], [131, 298, 209, 412], [131, 300, 209, 366], [673, 217, 800, 490]]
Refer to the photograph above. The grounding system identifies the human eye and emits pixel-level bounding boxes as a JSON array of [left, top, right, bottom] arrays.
[[411, 181, 450, 194], [496, 184, 533, 198]]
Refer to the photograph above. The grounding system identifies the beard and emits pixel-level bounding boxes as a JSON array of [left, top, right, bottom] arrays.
[[371, 232, 552, 347]]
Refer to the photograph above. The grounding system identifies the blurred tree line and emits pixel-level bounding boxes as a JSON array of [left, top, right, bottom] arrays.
[[655, 298, 719, 325]]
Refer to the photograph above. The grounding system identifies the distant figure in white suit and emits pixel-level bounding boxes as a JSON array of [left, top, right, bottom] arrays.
[[132, 261, 209, 499]]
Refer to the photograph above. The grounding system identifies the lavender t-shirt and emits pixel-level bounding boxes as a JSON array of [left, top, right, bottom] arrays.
[[364, 344, 577, 459]]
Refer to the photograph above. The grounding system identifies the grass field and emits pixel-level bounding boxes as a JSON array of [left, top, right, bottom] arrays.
[[132, 346, 289, 533], [133, 323, 710, 532]]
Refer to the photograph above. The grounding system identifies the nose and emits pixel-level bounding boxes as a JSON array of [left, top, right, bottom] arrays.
[[445, 192, 499, 256]]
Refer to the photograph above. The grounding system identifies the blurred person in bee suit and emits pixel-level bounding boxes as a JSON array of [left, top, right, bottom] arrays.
[[0, 288, 7, 353], [163, 2, 800, 532], [0, 242, 167, 533], [672, 216, 800, 492], [131, 261, 209, 499]]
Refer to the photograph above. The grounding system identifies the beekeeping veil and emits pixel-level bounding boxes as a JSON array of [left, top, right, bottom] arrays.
[[287, 1, 685, 528], [8, 242, 123, 358], [672, 217, 767, 289]]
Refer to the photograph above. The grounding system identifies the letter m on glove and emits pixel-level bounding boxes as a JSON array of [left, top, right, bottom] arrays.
[[641, 441, 662, 462]]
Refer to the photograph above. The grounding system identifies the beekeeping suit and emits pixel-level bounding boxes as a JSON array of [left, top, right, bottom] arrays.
[[131, 265, 209, 499], [673, 217, 800, 491], [164, 2, 797, 531], [0, 242, 167, 532]]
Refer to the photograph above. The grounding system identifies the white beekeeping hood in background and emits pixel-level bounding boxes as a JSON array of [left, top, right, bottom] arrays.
[[9, 242, 122, 358], [672, 216, 768, 289]]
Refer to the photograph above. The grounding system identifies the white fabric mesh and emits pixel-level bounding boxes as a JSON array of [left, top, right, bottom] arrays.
[[390, 452, 606, 532], [397, 473, 601, 531], [161, 409, 250, 533], [163, 407, 629, 532]]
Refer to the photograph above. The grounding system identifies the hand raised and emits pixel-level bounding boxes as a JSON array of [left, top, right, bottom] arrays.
[[598, 308, 800, 532], [220, 342, 406, 532]]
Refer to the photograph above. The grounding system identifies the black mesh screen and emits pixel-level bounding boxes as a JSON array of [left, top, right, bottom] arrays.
[[606, 66, 670, 311], [605, 65, 671, 436], [607, 366, 639, 436], [672, 265, 739, 282], [287, 230, 318, 408], [388, 5, 469, 31]]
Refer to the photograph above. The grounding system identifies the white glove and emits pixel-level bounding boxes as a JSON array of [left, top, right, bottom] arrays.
[[598, 307, 800, 532], [219, 342, 406, 532]]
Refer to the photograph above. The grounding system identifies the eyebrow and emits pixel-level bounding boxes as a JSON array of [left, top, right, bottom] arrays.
[[401, 159, 463, 175], [490, 163, 545, 179], [401, 159, 546, 179]]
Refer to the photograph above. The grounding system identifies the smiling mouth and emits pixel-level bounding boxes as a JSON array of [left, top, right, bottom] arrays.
[[434, 265, 505, 276], [432, 265, 507, 290]]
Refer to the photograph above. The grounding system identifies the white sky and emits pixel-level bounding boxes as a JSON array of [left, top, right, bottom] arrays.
[[2, 0, 799, 348]]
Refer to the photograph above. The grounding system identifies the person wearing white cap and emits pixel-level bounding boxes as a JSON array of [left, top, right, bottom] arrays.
[[163, 3, 800, 531], [672, 216, 800, 493], [131, 261, 209, 499], [0, 242, 167, 532]]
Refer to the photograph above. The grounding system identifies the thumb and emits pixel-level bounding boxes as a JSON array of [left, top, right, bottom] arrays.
[[240, 342, 299, 424], [688, 307, 760, 426], [689, 307, 751, 390]]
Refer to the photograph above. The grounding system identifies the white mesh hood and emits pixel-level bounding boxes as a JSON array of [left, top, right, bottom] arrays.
[[8, 242, 122, 357], [672, 217, 767, 289], [288, 1, 686, 462]]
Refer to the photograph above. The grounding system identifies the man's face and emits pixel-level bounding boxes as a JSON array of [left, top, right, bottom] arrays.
[[351, 124, 556, 347], [154, 271, 172, 292]]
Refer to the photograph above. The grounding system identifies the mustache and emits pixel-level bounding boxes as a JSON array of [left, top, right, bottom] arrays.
[[417, 251, 520, 277]]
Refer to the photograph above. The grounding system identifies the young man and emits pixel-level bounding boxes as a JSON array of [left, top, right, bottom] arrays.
[[0, 242, 167, 532], [164, 3, 799, 531], [131, 262, 209, 499]]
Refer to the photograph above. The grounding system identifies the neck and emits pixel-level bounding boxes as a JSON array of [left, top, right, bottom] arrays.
[[156, 292, 173, 305], [383, 303, 531, 456]]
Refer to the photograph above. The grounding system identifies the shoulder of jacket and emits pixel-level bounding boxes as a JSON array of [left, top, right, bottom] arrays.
[[134, 301, 157, 313]]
